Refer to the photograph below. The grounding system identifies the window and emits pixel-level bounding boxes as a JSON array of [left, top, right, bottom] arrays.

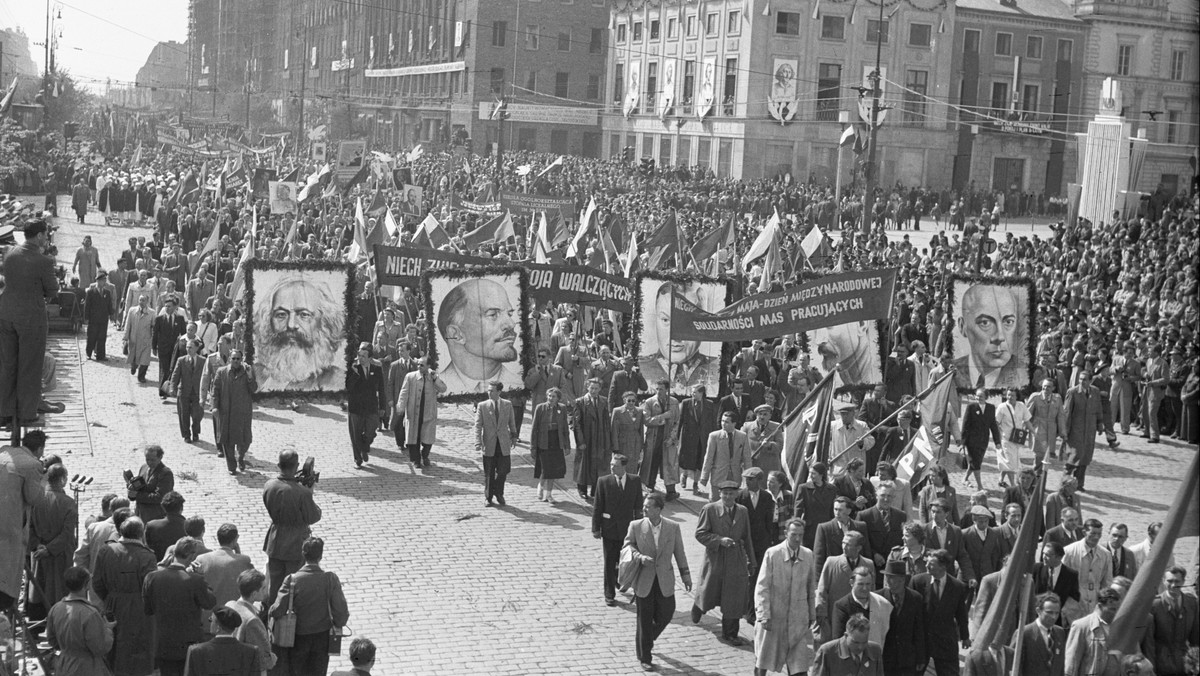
[[646, 62, 658, 114], [718, 140, 733, 177], [1056, 39, 1072, 61], [817, 63, 841, 121], [686, 15, 697, 37], [1021, 84, 1039, 113], [1026, 36, 1043, 59], [1117, 44, 1133, 75], [706, 13, 718, 35], [908, 23, 931, 47], [492, 21, 507, 47], [682, 60, 696, 109], [555, 72, 569, 97], [610, 133, 622, 160], [822, 15, 846, 40], [903, 69, 928, 123], [587, 74, 600, 100], [525, 25, 540, 50], [616, 23, 626, 44], [991, 81, 1010, 113], [723, 57, 737, 115], [1166, 110, 1180, 143], [776, 11, 801, 35], [557, 30, 570, 51], [995, 32, 1013, 56], [659, 136, 671, 170], [667, 17, 678, 38], [697, 137, 711, 170], [490, 67, 505, 93], [613, 63, 624, 104], [633, 21, 643, 41], [590, 28, 603, 53], [867, 20, 890, 44], [551, 130, 567, 154], [678, 137, 691, 166], [728, 10, 741, 34], [964, 29, 981, 53], [525, 70, 538, 92], [1170, 49, 1187, 80]]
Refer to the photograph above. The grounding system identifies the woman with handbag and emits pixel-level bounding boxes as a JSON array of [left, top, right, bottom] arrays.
[[995, 387, 1033, 488], [530, 387, 571, 504], [268, 537, 350, 676]]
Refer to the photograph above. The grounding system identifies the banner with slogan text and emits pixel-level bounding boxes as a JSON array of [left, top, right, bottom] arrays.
[[374, 246, 633, 312], [500, 191, 575, 217], [670, 269, 898, 342], [449, 193, 503, 214]]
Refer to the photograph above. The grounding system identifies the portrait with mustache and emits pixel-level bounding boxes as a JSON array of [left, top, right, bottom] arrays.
[[435, 276, 524, 394], [252, 273, 347, 392]]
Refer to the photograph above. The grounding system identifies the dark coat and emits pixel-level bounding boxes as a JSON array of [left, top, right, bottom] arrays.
[[961, 402, 1001, 453], [813, 518, 872, 572], [795, 481, 838, 550], [0, 242, 60, 322], [142, 563, 217, 661], [962, 526, 1010, 582], [921, 521, 974, 582], [718, 393, 752, 428], [876, 424, 916, 465], [145, 513, 187, 561], [184, 635, 258, 676], [261, 476, 322, 562], [1141, 593, 1199, 675], [735, 489, 776, 563], [1042, 524, 1083, 551], [911, 572, 970, 661], [607, 369, 648, 405], [858, 506, 906, 569], [152, 312, 188, 354], [84, 284, 115, 323], [1013, 621, 1067, 676], [677, 397, 719, 472], [346, 362, 386, 415], [882, 586, 927, 671], [592, 473, 643, 540], [1030, 562, 1080, 628], [832, 474, 877, 517]]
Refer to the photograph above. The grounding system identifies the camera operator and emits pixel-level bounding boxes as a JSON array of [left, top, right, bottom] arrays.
[[0, 218, 60, 433], [262, 450, 322, 605]]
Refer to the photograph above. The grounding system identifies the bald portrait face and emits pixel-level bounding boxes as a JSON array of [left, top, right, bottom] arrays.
[[960, 285, 1018, 369], [442, 279, 518, 364]]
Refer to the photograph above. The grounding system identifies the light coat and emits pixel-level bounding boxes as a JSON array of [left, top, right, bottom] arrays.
[[1062, 542, 1112, 613], [753, 541, 817, 674], [475, 397, 517, 456], [0, 444, 44, 598], [623, 517, 690, 598], [395, 369, 447, 445], [124, 305, 155, 367], [700, 427, 750, 486]]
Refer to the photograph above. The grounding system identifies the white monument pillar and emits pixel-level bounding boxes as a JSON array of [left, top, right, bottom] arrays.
[[1077, 78, 1135, 226]]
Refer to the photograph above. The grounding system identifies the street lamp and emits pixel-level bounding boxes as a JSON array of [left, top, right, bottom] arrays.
[[859, 0, 898, 234]]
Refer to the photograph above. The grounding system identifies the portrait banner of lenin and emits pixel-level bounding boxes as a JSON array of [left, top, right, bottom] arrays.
[[245, 260, 356, 397], [947, 275, 1037, 394], [800, 319, 887, 393], [631, 271, 734, 399], [423, 266, 532, 402]]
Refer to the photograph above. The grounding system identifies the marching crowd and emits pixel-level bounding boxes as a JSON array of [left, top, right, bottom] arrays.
[[1, 129, 1197, 676]]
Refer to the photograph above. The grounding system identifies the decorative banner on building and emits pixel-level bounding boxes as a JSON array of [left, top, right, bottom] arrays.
[[697, 58, 716, 118], [525, 264, 633, 313], [499, 191, 574, 217], [669, 269, 898, 342], [335, 140, 367, 181], [659, 60, 676, 120], [623, 61, 641, 118], [768, 58, 799, 125]]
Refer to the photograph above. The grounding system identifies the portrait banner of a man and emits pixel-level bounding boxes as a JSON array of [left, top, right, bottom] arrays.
[[801, 319, 886, 392], [947, 276, 1037, 393], [245, 261, 355, 397], [423, 266, 532, 402], [632, 272, 733, 399]]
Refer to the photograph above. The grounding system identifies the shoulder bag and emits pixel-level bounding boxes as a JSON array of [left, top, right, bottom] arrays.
[[1005, 403, 1028, 445], [327, 572, 352, 655], [617, 543, 640, 592], [270, 575, 297, 648]]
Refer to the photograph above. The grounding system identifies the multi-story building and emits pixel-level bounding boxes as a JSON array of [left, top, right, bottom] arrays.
[[133, 41, 189, 109], [949, 0, 1086, 198], [189, 0, 275, 115], [1069, 0, 1198, 194], [601, 0, 958, 184]]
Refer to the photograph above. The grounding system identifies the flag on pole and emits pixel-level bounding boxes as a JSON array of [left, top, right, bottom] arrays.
[[341, 162, 370, 196], [383, 207, 400, 240], [567, 196, 597, 259], [689, 215, 737, 263], [742, 209, 781, 271], [298, 163, 332, 202], [839, 125, 858, 147], [782, 369, 836, 487], [411, 213, 451, 249], [191, 222, 222, 275], [229, 232, 255, 301], [283, 217, 300, 257], [346, 196, 370, 263], [800, 224, 826, 259], [0, 76, 17, 114], [759, 229, 781, 290], [461, 212, 515, 248], [624, 231, 640, 277], [534, 212, 552, 263]]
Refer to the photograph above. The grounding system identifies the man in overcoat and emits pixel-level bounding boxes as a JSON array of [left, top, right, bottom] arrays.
[[641, 378, 681, 498], [212, 350, 257, 475], [753, 518, 817, 676], [692, 481, 758, 646], [395, 357, 447, 467], [571, 378, 612, 502], [84, 270, 116, 360], [171, 339, 206, 443], [677, 383, 719, 494], [1062, 368, 1105, 491]]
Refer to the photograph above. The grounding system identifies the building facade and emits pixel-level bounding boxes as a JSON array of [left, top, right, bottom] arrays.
[[949, 0, 1086, 198], [133, 41, 189, 108]]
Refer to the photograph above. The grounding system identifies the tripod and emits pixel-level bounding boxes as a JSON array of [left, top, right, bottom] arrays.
[[2, 562, 54, 676]]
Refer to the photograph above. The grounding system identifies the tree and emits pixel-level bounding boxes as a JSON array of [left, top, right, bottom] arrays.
[[40, 70, 97, 135]]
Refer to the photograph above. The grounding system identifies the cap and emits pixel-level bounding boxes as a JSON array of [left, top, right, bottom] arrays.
[[754, 404, 773, 414], [717, 480, 741, 491], [835, 401, 857, 413], [882, 560, 909, 577], [742, 467, 764, 479], [970, 505, 991, 517]]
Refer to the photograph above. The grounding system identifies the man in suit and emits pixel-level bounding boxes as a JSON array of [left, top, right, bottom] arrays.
[[624, 492, 691, 671], [718, 379, 752, 430], [875, 408, 917, 467], [589, 346, 619, 397], [526, 349, 567, 411], [1064, 588, 1121, 676], [951, 283, 1024, 391], [182, 606, 258, 676], [261, 450, 323, 605], [912, 549, 971, 676], [607, 355, 648, 406], [741, 366, 767, 411], [811, 613, 885, 676], [1062, 518, 1112, 615], [879, 560, 926, 675], [347, 343, 386, 468], [1062, 368, 1106, 489], [960, 388, 1001, 488], [200, 334, 231, 455], [146, 491, 188, 561], [594, 453, 644, 606], [831, 566, 893, 643], [143, 537, 217, 676], [1033, 542, 1081, 627], [816, 531, 875, 643], [385, 340, 419, 449], [84, 270, 116, 361], [884, 343, 918, 403], [737, 468, 776, 585], [692, 481, 757, 646], [924, 497, 974, 582], [1014, 592, 1067, 676], [190, 523, 253, 635], [152, 295, 188, 399], [1103, 523, 1138, 580], [477, 380, 518, 507], [1140, 344, 1168, 443], [859, 481, 906, 582], [963, 505, 1009, 589], [997, 502, 1022, 551], [745, 404, 781, 472], [0, 219, 60, 429], [1044, 508, 1084, 551], [1141, 566, 1199, 676], [814, 496, 872, 572], [678, 384, 719, 494], [169, 339, 206, 443], [701, 411, 750, 489], [833, 458, 877, 518]]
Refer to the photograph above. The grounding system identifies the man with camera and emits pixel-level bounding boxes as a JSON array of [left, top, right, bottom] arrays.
[[0, 219, 60, 434], [262, 450, 322, 605]]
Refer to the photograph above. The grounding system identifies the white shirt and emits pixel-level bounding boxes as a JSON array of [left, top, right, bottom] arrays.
[[650, 518, 661, 547], [749, 490, 760, 509]]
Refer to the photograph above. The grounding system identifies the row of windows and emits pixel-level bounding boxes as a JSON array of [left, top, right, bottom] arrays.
[[1113, 44, 1190, 80], [490, 21, 604, 54], [609, 133, 736, 177], [778, 12, 935, 47], [963, 29, 1074, 61], [612, 58, 740, 116], [615, 10, 743, 43], [488, 68, 602, 100]]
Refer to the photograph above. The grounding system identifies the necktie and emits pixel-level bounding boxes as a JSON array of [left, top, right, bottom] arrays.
[[727, 431, 732, 460], [882, 510, 890, 531], [934, 578, 942, 600], [976, 372, 986, 389], [1113, 550, 1120, 576]]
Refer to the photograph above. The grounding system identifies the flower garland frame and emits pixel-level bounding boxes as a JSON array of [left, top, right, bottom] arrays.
[[944, 274, 1038, 395], [243, 259, 358, 401], [421, 265, 534, 404]]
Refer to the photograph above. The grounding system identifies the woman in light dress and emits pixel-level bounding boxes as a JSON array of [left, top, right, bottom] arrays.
[[995, 386, 1033, 488]]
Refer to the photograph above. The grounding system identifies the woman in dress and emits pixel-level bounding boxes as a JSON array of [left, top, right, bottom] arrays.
[[794, 462, 837, 550], [995, 386, 1032, 488], [195, 309, 218, 356], [530, 387, 571, 503], [918, 464, 960, 525], [610, 391, 646, 474]]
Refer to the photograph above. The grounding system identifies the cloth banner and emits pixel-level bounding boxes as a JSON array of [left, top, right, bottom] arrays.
[[500, 191, 574, 217], [670, 269, 898, 342], [450, 192, 503, 214]]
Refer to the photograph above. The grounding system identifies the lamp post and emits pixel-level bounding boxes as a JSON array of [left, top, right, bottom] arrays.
[[859, 0, 887, 234]]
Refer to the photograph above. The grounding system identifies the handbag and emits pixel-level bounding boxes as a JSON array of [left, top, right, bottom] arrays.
[[269, 575, 297, 648], [617, 544, 639, 592], [1004, 404, 1029, 445], [957, 452, 969, 470], [326, 572, 351, 655]]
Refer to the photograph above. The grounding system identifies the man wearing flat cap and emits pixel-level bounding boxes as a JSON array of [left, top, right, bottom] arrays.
[[737, 467, 777, 590], [830, 402, 875, 476], [692, 480, 757, 646], [878, 559, 926, 674], [0, 218, 59, 430], [746, 404, 782, 474]]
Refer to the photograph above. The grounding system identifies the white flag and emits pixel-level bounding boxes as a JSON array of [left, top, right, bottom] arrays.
[[741, 209, 780, 271]]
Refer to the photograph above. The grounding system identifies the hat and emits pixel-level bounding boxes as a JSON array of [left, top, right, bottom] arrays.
[[717, 480, 741, 491], [897, 408, 913, 418], [882, 560, 909, 577], [742, 467, 764, 479], [970, 505, 991, 518], [835, 401, 857, 413], [754, 404, 773, 414]]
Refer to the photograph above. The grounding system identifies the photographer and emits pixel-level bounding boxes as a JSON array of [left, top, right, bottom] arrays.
[[0, 219, 60, 432], [262, 450, 322, 605], [125, 444, 175, 522]]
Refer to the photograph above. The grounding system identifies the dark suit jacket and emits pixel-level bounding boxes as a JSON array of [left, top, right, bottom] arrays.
[[814, 518, 872, 571], [736, 489, 776, 557], [607, 369, 648, 405], [346, 362, 386, 414], [152, 312, 188, 353], [592, 473, 643, 540], [718, 393, 752, 428], [962, 526, 1010, 582], [743, 380, 766, 411], [911, 572, 970, 659], [1031, 562, 1080, 605], [882, 587, 927, 671], [876, 424, 916, 465], [858, 506, 906, 568], [677, 398, 719, 464], [1105, 544, 1138, 579], [143, 563, 217, 660], [1042, 524, 1083, 551], [921, 522, 974, 582], [84, 284, 115, 323], [146, 513, 187, 561], [184, 635, 258, 676], [832, 474, 877, 517], [961, 402, 1001, 452], [1014, 621, 1067, 676], [171, 354, 206, 400], [0, 241, 60, 322]]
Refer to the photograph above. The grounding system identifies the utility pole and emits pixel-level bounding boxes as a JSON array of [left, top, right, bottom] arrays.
[[244, 48, 251, 133], [213, 0, 221, 116], [860, 0, 886, 234], [297, 26, 308, 158]]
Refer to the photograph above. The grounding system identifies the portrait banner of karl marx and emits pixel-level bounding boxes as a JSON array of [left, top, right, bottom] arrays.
[[633, 273, 732, 399], [423, 267, 532, 401], [947, 276, 1037, 393], [245, 261, 355, 396]]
